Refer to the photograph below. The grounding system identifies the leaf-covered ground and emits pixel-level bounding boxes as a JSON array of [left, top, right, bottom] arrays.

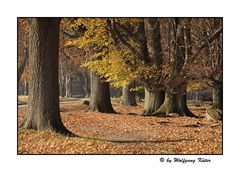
[[18, 99, 222, 154]]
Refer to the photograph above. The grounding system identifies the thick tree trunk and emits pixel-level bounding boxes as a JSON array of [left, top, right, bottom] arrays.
[[89, 71, 115, 113], [213, 82, 223, 110], [143, 89, 165, 115], [178, 89, 197, 117], [152, 91, 178, 116], [21, 18, 73, 135], [152, 90, 197, 117], [122, 82, 137, 106]]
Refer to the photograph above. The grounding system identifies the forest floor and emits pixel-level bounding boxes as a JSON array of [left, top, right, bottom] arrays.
[[18, 98, 222, 154]]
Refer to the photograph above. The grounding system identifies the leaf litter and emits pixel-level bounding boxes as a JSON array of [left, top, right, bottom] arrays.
[[18, 100, 222, 154]]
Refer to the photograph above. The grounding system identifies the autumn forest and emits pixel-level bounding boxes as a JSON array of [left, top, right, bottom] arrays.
[[17, 17, 223, 154]]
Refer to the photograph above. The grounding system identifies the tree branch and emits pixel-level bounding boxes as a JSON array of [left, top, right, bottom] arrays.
[[106, 19, 118, 45], [198, 27, 223, 52], [112, 21, 142, 58]]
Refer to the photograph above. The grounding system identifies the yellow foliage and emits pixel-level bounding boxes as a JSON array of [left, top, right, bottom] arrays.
[[65, 18, 163, 88]]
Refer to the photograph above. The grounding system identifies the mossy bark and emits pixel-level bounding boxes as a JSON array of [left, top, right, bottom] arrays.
[[152, 90, 197, 117], [143, 89, 165, 115]]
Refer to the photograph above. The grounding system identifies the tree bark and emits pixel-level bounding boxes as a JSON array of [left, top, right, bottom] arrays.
[[89, 71, 116, 113], [152, 89, 197, 117], [178, 89, 197, 117], [144, 18, 162, 65], [122, 82, 137, 106], [21, 18, 73, 136], [212, 81, 223, 110], [143, 89, 165, 115]]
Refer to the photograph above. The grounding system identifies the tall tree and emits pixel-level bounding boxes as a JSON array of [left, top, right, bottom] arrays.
[[21, 18, 73, 135], [208, 19, 223, 110], [152, 18, 194, 116], [141, 18, 165, 115]]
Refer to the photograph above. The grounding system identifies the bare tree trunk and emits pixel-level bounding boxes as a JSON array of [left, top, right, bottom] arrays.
[[59, 65, 66, 97], [153, 89, 198, 117], [122, 82, 137, 106], [24, 80, 29, 95], [21, 18, 73, 136], [84, 72, 91, 97], [76, 69, 91, 97], [17, 48, 28, 86], [213, 81, 223, 110], [143, 89, 165, 115], [89, 71, 115, 113], [65, 76, 72, 97]]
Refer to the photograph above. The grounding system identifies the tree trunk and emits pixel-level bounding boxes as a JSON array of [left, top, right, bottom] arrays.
[[143, 89, 165, 115], [24, 80, 29, 95], [59, 65, 66, 97], [213, 82, 223, 110], [76, 69, 91, 98], [21, 18, 73, 136], [151, 18, 197, 117], [83, 70, 91, 97], [65, 76, 72, 97], [152, 90, 197, 117], [89, 71, 115, 113], [122, 82, 137, 106], [178, 89, 197, 117], [17, 48, 28, 86]]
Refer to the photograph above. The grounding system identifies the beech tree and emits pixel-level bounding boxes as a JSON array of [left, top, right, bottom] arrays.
[[204, 19, 223, 110], [21, 18, 73, 135], [65, 18, 118, 113], [89, 71, 115, 113], [64, 17, 222, 117], [184, 18, 223, 110], [152, 18, 196, 116]]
